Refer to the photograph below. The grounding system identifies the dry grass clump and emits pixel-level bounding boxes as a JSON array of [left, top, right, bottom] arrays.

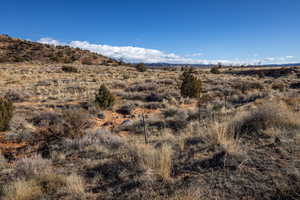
[[271, 82, 286, 91], [166, 187, 205, 200], [209, 122, 242, 154], [34, 173, 67, 194], [4, 90, 26, 102], [5, 154, 85, 199], [159, 145, 173, 180], [14, 154, 52, 178], [228, 90, 267, 105], [3, 179, 43, 200], [0, 150, 7, 169], [4, 168, 79, 199], [142, 102, 166, 109], [60, 108, 91, 138], [165, 109, 189, 132], [69, 128, 125, 151], [65, 174, 85, 197], [163, 107, 181, 118], [229, 101, 300, 139], [30, 111, 61, 127], [129, 143, 173, 180], [232, 80, 264, 93], [33, 109, 91, 139], [125, 83, 157, 92]]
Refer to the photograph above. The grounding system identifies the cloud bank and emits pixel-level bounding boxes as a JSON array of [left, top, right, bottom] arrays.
[[37, 37, 296, 65], [38, 38, 61, 46]]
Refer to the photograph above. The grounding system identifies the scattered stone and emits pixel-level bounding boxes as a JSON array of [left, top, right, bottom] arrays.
[[97, 112, 105, 119], [290, 82, 300, 89], [121, 120, 134, 127]]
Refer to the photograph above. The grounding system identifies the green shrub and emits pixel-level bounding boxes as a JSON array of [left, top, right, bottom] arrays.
[[135, 63, 147, 72], [0, 97, 14, 131], [210, 67, 220, 74], [180, 70, 202, 98], [95, 84, 115, 109]]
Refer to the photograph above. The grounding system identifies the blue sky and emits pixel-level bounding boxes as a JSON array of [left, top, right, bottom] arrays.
[[1, 0, 300, 64]]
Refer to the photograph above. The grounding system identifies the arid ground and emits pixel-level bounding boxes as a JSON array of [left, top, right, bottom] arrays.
[[0, 63, 300, 200]]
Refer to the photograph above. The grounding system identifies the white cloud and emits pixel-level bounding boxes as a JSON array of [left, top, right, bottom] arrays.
[[68, 40, 227, 64], [263, 57, 276, 62], [186, 53, 204, 57], [37, 38, 61, 46], [261, 56, 296, 63], [37, 37, 298, 65]]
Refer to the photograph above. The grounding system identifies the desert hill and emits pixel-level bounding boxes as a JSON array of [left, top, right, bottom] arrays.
[[0, 34, 119, 65]]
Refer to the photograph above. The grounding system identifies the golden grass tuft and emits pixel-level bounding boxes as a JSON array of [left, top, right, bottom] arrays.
[[130, 143, 173, 180], [229, 101, 300, 138], [65, 174, 85, 197], [4, 179, 43, 200], [210, 122, 242, 154], [159, 144, 173, 180]]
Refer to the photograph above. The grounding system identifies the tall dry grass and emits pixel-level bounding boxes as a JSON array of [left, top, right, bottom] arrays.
[[129, 143, 173, 180], [229, 101, 300, 138], [65, 174, 85, 197], [4, 179, 43, 200]]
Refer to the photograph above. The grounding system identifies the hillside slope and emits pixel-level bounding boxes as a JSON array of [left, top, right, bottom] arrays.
[[0, 34, 119, 65]]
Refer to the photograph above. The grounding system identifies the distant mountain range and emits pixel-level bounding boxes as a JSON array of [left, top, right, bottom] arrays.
[[145, 62, 300, 68]]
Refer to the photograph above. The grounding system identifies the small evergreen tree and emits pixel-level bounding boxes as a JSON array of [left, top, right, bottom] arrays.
[[95, 84, 115, 109], [210, 67, 220, 74], [0, 97, 13, 131], [135, 63, 147, 72], [180, 69, 202, 98]]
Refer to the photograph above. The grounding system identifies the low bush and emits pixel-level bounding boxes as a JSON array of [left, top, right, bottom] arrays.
[[232, 81, 264, 93], [163, 108, 180, 118], [15, 154, 52, 178], [31, 112, 62, 127], [61, 109, 91, 138], [0, 97, 14, 131], [142, 102, 166, 110], [146, 93, 164, 102], [272, 82, 285, 91], [125, 83, 157, 92], [229, 102, 300, 139], [4, 90, 25, 102], [61, 65, 79, 73], [116, 104, 135, 115]]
